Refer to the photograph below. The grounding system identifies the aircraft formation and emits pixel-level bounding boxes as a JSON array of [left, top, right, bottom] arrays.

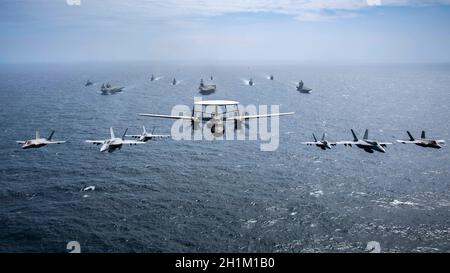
[[17, 127, 445, 153], [302, 129, 391, 153], [301, 130, 445, 153], [16, 74, 445, 153]]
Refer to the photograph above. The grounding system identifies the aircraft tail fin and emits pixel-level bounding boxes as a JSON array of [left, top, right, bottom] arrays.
[[322, 133, 326, 141], [142, 126, 146, 134], [151, 127, 156, 134], [122, 128, 128, 140], [36, 130, 40, 140], [363, 129, 369, 140], [421, 130, 426, 139], [47, 130, 55, 140], [407, 131, 415, 141], [351, 129, 358, 141], [110, 127, 115, 139], [313, 133, 317, 142]]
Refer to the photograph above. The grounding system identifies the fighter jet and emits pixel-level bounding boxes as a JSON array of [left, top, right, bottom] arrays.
[[172, 78, 177, 85], [85, 127, 145, 152], [126, 126, 170, 142], [16, 130, 66, 149], [297, 80, 312, 93], [301, 133, 336, 150], [397, 131, 445, 149], [337, 129, 392, 153]]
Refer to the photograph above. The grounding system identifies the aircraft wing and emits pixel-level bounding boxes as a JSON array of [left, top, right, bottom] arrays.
[[396, 140, 415, 144], [139, 113, 193, 120], [150, 134, 171, 138], [125, 135, 142, 138], [336, 141, 356, 145], [47, 141, 66, 144], [121, 140, 146, 145], [227, 112, 294, 120], [16, 141, 25, 144], [378, 142, 393, 147], [85, 140, 104, 145], [301, 142, 317, 145]]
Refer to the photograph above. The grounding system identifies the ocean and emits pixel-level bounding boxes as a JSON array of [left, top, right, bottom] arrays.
[[0, 62, 449, 252]]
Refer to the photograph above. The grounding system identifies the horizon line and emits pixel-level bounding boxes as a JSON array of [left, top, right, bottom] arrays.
[[1, 59, 450, 66]]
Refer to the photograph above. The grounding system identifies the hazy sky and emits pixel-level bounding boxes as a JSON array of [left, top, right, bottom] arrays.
[[1, 0, 450, 63]]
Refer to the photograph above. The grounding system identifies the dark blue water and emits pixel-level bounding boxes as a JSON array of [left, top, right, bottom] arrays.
[[0, 62, 449, 252]]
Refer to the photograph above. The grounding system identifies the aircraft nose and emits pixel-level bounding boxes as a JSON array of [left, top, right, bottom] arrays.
[[100, 145, 108, 152], [22, 143, 31, 149]]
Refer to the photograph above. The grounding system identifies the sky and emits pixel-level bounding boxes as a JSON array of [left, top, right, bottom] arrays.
[[1, 0, 450, 63]]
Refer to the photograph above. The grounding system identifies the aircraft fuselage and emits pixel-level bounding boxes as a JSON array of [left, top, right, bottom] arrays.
[[416, 140, 442, 149], [208, 117, 225, 136], [355, 140, 386, 153], [139, 135, 156, 142], [22, 142, 47, 149], [100, 139, 123, 152], [399, 139, 444, 149], [316, 141, 332, 150], [21, 138, 50, 149]]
